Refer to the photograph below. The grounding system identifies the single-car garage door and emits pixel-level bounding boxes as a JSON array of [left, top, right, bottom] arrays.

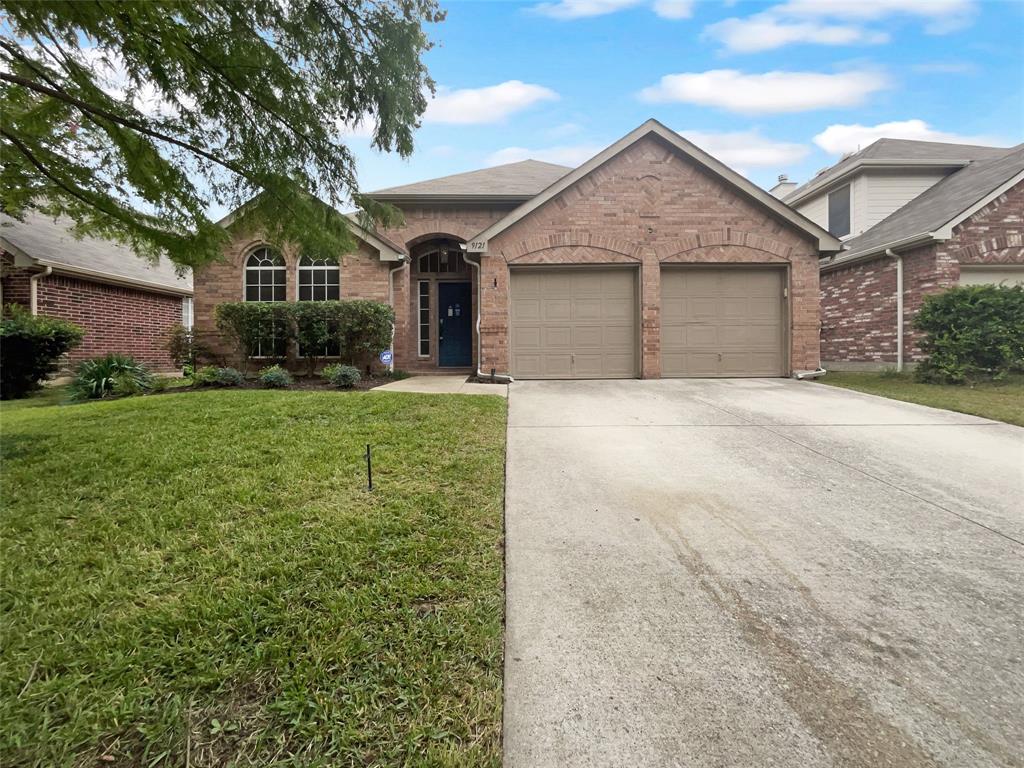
[[661, 267, 785, 377], [510, 268, 638, 379]]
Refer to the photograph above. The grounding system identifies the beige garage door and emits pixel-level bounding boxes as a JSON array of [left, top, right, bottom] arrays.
[[510, 268, 638, 379], [661, 267, 785, 377]]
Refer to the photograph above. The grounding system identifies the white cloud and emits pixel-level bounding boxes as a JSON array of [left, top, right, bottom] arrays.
[[486, 143, 603, 167], [531, 0, 691, 19], [335, 117, 376, 139], [775, 0, 976, 33], [531, 0, 641, 19], [638, 69, 889, 114], [652, 0, 694, 19], [423, 81, 558, 124], [813, 119, 1005, 154], [912, 60, 977, 74], [705, 14, 888, 52], [680, 130, 811, 170]]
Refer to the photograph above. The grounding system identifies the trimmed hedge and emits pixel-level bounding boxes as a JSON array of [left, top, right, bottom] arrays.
[[914, 284, 1024, 384], [215, 300, 392, 372], [0, 305, 83, 399]]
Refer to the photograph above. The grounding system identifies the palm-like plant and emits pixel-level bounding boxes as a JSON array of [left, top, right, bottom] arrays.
[[70, 354, 153, 401]]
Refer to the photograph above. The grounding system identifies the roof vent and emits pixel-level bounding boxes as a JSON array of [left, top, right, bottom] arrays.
[[777, 174, 788, 183]]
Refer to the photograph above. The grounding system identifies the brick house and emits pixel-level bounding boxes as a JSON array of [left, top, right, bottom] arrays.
[[781, 140, 1024, 370], [1, 210, 193, 372], [194, 120, 840, 379]]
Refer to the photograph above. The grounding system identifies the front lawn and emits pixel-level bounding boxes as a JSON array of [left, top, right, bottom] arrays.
[[1, 389, 507, 767], [820, 371, 1024, 427]]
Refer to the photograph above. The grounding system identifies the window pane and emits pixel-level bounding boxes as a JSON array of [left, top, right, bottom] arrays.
[[828, 185, 851, 238], [272, 285, 286, 301], [325, 284, 340, 300]]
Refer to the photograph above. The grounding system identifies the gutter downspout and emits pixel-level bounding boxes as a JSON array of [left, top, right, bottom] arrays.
[[387, 256, 408, 374], [886, 248, 904, 372], [29, 265, 52, 316], [463, 251, 514, 384]]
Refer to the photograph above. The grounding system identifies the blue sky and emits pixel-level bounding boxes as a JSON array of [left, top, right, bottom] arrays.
[[350, 0, 1024, 194]]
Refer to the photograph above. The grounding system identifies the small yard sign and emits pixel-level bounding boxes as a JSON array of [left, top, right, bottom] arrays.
[[379, 349, 393, 365]]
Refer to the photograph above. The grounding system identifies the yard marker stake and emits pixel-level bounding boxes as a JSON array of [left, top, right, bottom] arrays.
[[366, 444, 373, 491]]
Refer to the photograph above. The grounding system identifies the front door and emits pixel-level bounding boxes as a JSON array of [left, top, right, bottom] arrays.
[[438, 281, 472, 367]]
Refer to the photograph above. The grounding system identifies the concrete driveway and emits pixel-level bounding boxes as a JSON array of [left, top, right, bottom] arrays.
[[504, 379, 1023, 768]]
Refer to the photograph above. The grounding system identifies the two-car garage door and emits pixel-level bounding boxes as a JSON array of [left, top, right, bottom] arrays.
[[509, 266, 785, 379]]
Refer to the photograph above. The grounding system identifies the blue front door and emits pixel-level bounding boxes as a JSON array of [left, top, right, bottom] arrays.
[[438, 281, 472, 367]]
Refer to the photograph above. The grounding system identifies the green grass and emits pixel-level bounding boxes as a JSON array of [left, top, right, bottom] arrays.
[[1, 389, 507, 767], [821, 371, 1024, 426]]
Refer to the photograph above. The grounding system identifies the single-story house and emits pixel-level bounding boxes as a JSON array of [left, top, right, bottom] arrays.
[[1, 210, 193, 372], [194, 119, 841, 379], [781, 139, 1024, 370]]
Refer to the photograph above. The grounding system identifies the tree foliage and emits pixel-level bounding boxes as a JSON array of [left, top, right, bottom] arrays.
[[0, 0, 442, 268]]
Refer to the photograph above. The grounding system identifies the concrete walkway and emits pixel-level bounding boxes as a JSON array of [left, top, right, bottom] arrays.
[[504, 379, 1023, 768], [372, 374, 507, 397]]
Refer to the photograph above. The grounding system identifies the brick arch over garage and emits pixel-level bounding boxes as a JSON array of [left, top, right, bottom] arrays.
[[500, 230, 643, 262], [655, 230, 796, 262]]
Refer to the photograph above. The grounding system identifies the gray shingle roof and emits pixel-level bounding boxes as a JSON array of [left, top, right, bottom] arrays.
[[786, 138, 1009, 203], [0, 210, 192, 294], [834, 144, 1024, 263], [367, 159, 572, 199]]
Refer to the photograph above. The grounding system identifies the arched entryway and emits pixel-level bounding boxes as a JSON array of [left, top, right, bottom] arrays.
[[409, 237, 476, 370]]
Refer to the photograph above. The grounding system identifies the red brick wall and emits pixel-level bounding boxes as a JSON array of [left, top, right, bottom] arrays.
[[191, 231, 394, 368], [482, 134, 821, 376], [944, 180, 1024, 266], [820, 180, 1024, 367], [0, 268, 183, 372]]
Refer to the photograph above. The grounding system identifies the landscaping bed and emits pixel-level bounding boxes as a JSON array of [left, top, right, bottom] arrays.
[[820, 371, 1024, 427], [1, 390, 507, 767]]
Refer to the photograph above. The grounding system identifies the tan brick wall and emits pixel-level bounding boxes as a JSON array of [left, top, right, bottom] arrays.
[[482, 135, 820, 376], [378, 204, 512, 370], [192, 230, 392, 367]]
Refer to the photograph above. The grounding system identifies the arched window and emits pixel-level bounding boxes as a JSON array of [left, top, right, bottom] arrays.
[[244, 247, 286, 302], [298, 255, 340, 301], [416, 240, 465, 274]]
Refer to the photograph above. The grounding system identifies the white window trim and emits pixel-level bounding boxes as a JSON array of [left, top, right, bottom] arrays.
[[244, 247, 286, 303], [296, 256, 341, 302], [417, 280, 430, 358], [181, 297, 193, 330], [827, 183, 852, 240]]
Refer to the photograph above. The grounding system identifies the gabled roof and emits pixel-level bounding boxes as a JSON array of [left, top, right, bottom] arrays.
[[215, 200, 406, 261], [824, 144, 1024, 269], [785, 138, 1009, 205], [470, 119, 842, 253], [367, 160, 572, 201], [0, 210, 192, 295]]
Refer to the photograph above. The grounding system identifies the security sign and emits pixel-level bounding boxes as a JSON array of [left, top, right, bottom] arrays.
[[379, 349, 393, 365]]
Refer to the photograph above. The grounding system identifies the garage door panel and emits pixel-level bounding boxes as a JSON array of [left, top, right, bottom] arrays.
[[544, 299, 571, 321], [544, 326, 571, 347], [511, 268, 638, 379], [573, 325, 603, 348], [662, 267, 785, 378]]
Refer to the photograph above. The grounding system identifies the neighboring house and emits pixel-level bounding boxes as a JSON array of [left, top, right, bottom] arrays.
[[194, 119, 840, 379], [780, 139, 1024, 370], [1, 210, 193, 372]]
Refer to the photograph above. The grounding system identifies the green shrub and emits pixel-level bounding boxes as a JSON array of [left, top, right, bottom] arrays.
[[193, 366, 244, 387], [914, 284, 1024, 384], [258, 364, 292, 389], [164, 324, 212, 372], [215, 302, 291, 371], [0, 304, 83, 399], [214, 300, 393, 370], [70, 354, 153, 401], [323, 363, 361, 389]]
